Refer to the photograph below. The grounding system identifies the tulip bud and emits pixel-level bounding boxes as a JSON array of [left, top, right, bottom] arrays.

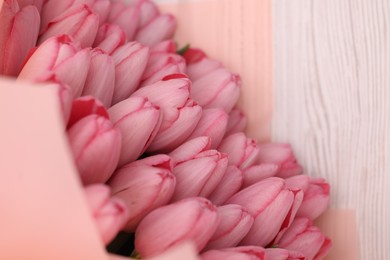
[[204, 204, 254, 250], [109, 96, 162, 166], [207, 166, 243, 206], [265, 248, 305, 260], [201, 246, 266, 260], [107, 1, 140, 41], [135, 197, 219, 258], [257, 143, 303, 178], [91, 0, 111, 25], [137, 0, 159, 28], [140, 52, 186, 87], [284, 175, 310, 192], [188, 108, 228, 149], [40, 0, 95, 31], [82, 48, 115, 107], [227, 177, 303, 247], [67, 95, 109, 128], [296, 178, 330, 220], [171, 149, 228, 201], [218, 132, 260, 170], [111, 41, 150, 104], [39, 4, 99, 48], [109, 155, 176, 232], [16, 0, 44, 12], [84, 184, 129, 245], [18, 35, 91, 98], [135, 14, 176, 47], [150, 39, 176, 54], [184, 49, 222, 81], [169, 136, 212, 165], [93, 23, 126, 54], [0, 0, 40, 76], [191, 68, 241, 113], [132, 78, 203, 153], [275, 218, 332, 260], [226, 108, 247, 135], [67, 114, 121, 184], [242, 163, 279, 188]]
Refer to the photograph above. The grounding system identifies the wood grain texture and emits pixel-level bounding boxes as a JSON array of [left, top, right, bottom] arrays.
[[159, 0, 273, 142], [273, 0, 390, 259]]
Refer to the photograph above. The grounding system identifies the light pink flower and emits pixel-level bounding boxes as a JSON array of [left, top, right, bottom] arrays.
[[135, 197, 219, 258], [204, 204, 254, 250], [191, 68, 241, 113], [227, 177, 303, 247], [84, 184, 128, 245], [111, 41, 150, 104], [93, 23, 126, 54], [150, 39, 176, 54], [188, 108, 229, 149], [0, 0, 40, 76], [184, 48, 222, 81], [107, 1, 140, 41], [67, 95, 109, 128], [135, 14, 176, 47], [18, 35, 91, 98], [257, 143, 303, 178], [226, 108, 247, 136], [132, 77, 203, 153], [241, 163, 279, 188], [16, 0, 44, 12], [135, 0, 159, 28], [140, 52, 186, 87], [201, 246, 266, 260], [207, 165, 243, 206], [67, 114, 121, 184], [39, 4, 99, 48], [108, 96, 162, 166], [218, 132, 260, 170], [296, 178, 330, 220], [108, 154, 176, 232], [82, 48, 115, 107], [265, 248, 305, 260], [275, 218, 332, 260], [91, 0, 111, 26]]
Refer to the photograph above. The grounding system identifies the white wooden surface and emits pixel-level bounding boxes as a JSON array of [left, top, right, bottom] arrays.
[[273, 1, 390, 259]]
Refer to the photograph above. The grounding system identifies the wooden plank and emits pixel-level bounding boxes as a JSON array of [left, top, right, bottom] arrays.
[[273, 0, 390, 259]]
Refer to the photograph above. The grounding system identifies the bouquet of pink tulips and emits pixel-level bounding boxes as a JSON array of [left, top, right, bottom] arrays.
[[0, 0, 332, 259]]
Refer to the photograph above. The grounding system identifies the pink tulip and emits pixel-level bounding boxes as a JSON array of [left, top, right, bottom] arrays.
[[93, 23, 126, 54], [40, 0, 95, 31], [16, 0, 44, 12], [83, 184, 129, 245], [135, 197, 219, 258], [150, 39, 176, 53], [201, 246, 266, 260], [257, 143, 303, 178], [67, 114, 121, 184], [184, 48, 222, 81], [241, 163, 279, 188], [169, 136, 212, 165], [275, 218, 332, 260], [0, 0, 40, 76], [67, 95, 109, 128], [136, 0, 159, 28], [132, 77, 203, 153], [296, 178, 330, 220], [218, 132, 260, 170], [140, 52, 186, 87], [204, 204, 254, 250], [111, 41, 150, 104], [39, 4, 99, 48], [107, 1, 140, 41], [227, 177, 303, 247], [207, 166, 243, 206], [108, 154, 176, 232], [226, 108, 247, 135], [191, 68, 241, 113], [91, 0, 111, 25], [265, 248, 305, 260], [82, 48, 115, 107], [188, 108, 228, 149], [285, 175, 310, 192], [171, 149, 228, 201], [135, 14, 176, 47], [108, 96, 162, 166], [18, 35, 91, 98]]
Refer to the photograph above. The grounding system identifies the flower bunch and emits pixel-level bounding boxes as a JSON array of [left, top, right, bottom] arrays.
[[0, 0, 332, 259]]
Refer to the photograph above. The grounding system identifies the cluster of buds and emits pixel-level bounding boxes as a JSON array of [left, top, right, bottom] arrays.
[[0, 0, 331, 259]]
